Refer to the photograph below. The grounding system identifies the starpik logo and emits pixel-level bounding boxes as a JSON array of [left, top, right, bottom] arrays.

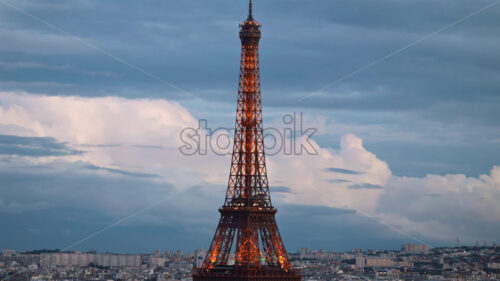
[[179, 113, 318, 156]]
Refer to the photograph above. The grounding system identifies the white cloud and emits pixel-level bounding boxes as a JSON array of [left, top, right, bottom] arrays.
[[377, 166, 500, 243], [0, 92, 196, 144], [0, 91, 205, 188], [270, 134, 391, 213], [270, 131, 500, 244], [0, 91, 498, 245]]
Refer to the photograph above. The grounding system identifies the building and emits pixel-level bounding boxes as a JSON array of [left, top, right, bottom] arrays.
[[401, 243, 429, 253], [39, 252, 141, 267], [1, 250, 16, 256], [356, 256, 395, 268]]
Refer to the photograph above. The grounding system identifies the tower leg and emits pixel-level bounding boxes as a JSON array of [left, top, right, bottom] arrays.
[[203, 215, 236, 268]]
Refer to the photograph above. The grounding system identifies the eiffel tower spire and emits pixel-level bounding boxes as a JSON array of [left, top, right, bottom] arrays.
[[248, 0, 253, 20], [193, 3, 301, 281]]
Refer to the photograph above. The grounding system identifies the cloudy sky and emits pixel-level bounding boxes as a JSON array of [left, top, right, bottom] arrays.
[[0, 0, 499, 253]]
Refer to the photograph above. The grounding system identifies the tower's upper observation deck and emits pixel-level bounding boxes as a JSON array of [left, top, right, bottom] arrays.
[[240, 0, 261, 44]]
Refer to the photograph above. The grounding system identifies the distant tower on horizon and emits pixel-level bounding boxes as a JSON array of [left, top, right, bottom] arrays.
[[192, 1, 301, 281]]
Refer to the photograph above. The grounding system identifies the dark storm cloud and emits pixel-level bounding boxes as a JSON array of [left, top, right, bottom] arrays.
[[83, 164, 160, 179], [327, 179, 351, 183], [0, 160, 175, 212], [270, 186, 292, 193], [0, 158, 199, 251], [348, 183, 384, 190], [0, 157, 423, 252], [280, 204, 355, 217], [1, 0, 498, 112], [0, 135, 82, 156], [275, 202, 427, 251], [0, 0, 498, 136], [326, 167, 364, 175], [362, 140, 500, 177]]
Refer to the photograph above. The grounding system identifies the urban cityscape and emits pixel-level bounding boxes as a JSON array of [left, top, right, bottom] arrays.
[[1, 244, 499, 281]]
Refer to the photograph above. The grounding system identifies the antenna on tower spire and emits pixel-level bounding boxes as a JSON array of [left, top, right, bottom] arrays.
[[248, 0, 253, 19]]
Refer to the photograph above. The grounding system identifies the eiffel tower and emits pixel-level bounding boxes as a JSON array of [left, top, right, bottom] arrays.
[[193, 1, 301, 281]]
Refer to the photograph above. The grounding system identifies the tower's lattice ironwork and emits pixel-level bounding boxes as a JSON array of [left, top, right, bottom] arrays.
[[193, 2, 301, 281]]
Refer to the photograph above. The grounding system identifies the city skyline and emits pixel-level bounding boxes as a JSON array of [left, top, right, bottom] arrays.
[[0, 0, 499, 255], [2, 245, 499, 280]]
